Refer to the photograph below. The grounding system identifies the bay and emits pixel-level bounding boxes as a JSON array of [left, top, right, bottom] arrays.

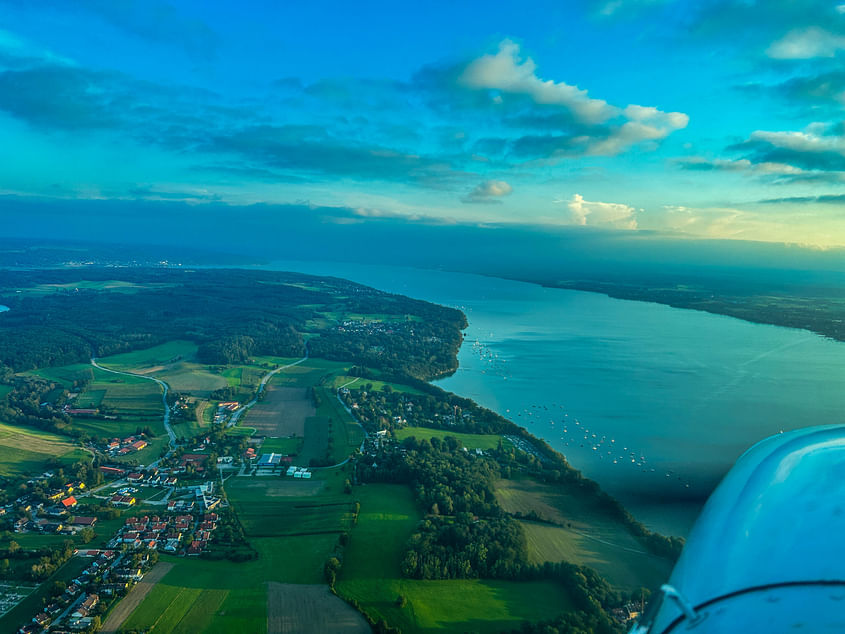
[[265, 260, 845, 536]]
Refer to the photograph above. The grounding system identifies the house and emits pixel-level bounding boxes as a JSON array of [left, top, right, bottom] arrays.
[[130, 439, 148, 451], [110, 494, 136, 507], [99, 466, 125, 478], [71, 516, 97, 528], [80, 594, 99, 612], [126, 472, 144, 483], [60, 496, 77, 509]]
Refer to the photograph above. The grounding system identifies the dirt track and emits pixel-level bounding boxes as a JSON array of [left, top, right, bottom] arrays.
[[100, 561, 173, 633], [247, 386, 315, 436], [266, 583, 370, 634]]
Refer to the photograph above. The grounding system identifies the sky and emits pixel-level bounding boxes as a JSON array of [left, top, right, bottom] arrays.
[[3, 1, 845, 249]]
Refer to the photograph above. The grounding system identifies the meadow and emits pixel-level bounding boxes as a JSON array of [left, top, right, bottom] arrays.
[[98, 341, 227, 397], [0, 421, 89, 476], [329, 374, 425, 395], [393, 427, 510, 451], [494, 477, 674, 590], [336, 484, 574, 633]]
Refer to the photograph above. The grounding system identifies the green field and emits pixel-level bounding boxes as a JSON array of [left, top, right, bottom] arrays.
[[97, 340, 199, 370], [0, 422, 89, 476], [337, 484, 574, 633], [495, 477, 673, 590], [221, 366, 265, 389], [260, 436, 303, 455], [225, 426, 256, 437], [271, 358, 350, 388], [123, 469, 357, 633], [27, 363, 95, 388], [12, 279, 177, 296], [329, 375, 425, 395], [314, 386, 364, 463], [394, 427, 509, 450]]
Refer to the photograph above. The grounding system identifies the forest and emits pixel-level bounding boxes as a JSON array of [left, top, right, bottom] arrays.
[[0, 268, 465, 381]]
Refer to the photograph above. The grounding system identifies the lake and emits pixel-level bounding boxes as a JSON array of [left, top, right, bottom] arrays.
[[266, 260, 845, 536]]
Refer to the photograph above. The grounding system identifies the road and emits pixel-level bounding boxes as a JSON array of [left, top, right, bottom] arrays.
[[91, 358, 176, 460]]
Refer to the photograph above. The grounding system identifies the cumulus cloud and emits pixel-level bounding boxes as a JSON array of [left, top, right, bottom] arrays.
[[462, 179, 513, 203], [564, 194, 638, 229], [453, 40, 688, 160], [458, 40, 616, 124], [767, 27, 845, 59]]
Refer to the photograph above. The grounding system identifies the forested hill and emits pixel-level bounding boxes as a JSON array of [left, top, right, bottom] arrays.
[[0, 268, 467, 380]]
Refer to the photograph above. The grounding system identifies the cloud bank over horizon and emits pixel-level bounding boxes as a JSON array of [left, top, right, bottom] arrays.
[[0, 1, 845, 247]]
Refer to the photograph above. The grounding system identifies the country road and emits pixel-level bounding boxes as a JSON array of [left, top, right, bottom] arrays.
[[91, 358, 176, 460]]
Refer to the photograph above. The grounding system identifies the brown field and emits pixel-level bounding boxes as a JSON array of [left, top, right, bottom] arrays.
[[247, 386, 315, 437], [266, 583, 370, 634], [100, 562, 173, 633]]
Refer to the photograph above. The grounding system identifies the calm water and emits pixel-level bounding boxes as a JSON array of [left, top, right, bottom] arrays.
[[266, 260, 845, 536]]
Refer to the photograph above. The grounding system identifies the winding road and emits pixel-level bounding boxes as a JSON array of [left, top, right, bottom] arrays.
[[91, 358, 176, 461]]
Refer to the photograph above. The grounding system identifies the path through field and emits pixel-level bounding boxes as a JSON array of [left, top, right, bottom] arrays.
[[100, 562, 173, 633], [266, 583, 370, 634]]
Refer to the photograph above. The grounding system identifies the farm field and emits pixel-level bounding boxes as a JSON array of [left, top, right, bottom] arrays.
[[246, 386, 315, 437], [393, 427, 509, 450], [329, 375, 425, 395], [12, 279, 176, 296], [97, 340, 199, 372], [271, 358, 349, 388], [260, 436, 303, 455], [0, 421, 89, 476], [337, 484, 574, 633], [98, 341, 227, 397], [314, 387, 363, 463], [122, 469, 358, 633], [28, 362, 96, 388], [266, 583, 369, 634], [494, 477, 674, 590]]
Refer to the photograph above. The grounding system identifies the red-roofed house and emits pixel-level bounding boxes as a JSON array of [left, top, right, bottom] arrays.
[[60, 496, 77, 509]]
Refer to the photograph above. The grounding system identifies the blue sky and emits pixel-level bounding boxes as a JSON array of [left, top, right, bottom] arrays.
[[3, 0, 845, 248]]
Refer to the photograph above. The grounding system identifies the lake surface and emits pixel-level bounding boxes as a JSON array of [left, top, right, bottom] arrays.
[[266, 260, 845, 536]]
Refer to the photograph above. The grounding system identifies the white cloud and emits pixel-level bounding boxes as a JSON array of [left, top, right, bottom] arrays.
[[458, 40, 688, 158], [564, 193, 638, 229], [676, 156, 810, 176], [749, 126, 845, 154], [767, 27, 845, 59], [587, 106, 688, 155], [462, 179, 513, 203], [459, 40, 617, 124]]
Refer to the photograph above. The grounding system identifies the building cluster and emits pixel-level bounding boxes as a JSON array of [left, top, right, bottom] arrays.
[[284, 465, 312, 479], [19, 547, 148, 633], [101, 435, 148, 457], [212, 401, 240, 425], [7, 481, 90, 536], [109, 511, 220, 556]]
